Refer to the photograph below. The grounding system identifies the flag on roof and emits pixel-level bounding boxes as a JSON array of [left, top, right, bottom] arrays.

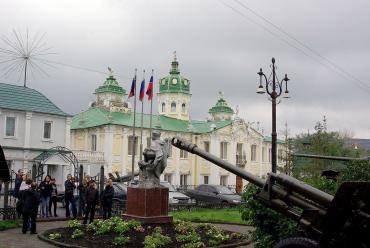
[[128, 75, 136, 98], [146, 75, 154, 100], [139, 78, 145, 101]]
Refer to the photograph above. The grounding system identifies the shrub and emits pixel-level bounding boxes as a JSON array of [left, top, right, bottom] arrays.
[[113, 236, 130, 246], [114, 222, 131, 235], [240, 184, 297, 248], [96, 220, 113, 235], [0, 220, 20, 231], [68, 219, 82, 229], [71, 229, 83, 239], [143, 226, 171, 248], [48, 233, 61, 240], [182, 242, 205, 248]]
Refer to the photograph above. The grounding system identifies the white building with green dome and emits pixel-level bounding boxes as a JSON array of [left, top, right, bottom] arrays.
[[70, 55, 285, 192]]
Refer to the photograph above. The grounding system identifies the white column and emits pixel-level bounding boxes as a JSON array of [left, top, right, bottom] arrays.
[[24, 112, 32, 149], [104, 125, 114, 175], [209, 132, 219, 185], [230, 137, 237, 186], [122, 127, 128, 175], [258, 139, 263, 177], [65, 117, 71, 149]]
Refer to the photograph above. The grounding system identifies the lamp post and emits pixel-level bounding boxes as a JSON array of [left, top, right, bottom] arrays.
[[257, 57, 290, 173]]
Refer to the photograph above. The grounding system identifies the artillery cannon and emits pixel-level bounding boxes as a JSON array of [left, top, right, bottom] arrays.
[[172, 137, 370, 248]]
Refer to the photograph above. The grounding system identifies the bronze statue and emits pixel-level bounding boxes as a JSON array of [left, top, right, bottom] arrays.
[[137, 130, 168, 188]]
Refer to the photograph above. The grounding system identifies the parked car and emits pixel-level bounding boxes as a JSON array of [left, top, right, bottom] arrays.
[[183, 184, 242, 205], [160, 181, 193, 205]]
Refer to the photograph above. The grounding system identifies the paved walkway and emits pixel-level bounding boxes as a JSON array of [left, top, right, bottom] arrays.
[[0, 221, 254, 248]]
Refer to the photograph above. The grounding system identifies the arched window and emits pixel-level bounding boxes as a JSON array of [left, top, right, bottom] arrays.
[[181, 103, 186, 113], [161, 102, 166, 112], [171, 102, 176, 112]]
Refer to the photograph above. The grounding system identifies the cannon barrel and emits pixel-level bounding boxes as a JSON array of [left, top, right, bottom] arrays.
[[171, 136, 333, 210]]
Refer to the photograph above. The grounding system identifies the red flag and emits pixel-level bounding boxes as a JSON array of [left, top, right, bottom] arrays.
[[146, 75, 153, 100], [139, 79, 145, 101]]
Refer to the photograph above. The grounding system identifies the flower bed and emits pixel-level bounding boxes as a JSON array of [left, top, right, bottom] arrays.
[[40, 218, 250, 248]]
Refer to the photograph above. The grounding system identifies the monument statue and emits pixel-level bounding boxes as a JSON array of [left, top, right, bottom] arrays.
[[138, 130, 168, 188]]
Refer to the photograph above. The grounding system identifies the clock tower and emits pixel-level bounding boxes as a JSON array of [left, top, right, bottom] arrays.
[[158, 52, 191, 120]]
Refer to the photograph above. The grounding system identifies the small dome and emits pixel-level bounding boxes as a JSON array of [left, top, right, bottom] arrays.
[[159, 52, 190, 95], [95, 75, 126, 95], [209, 92, 234, 114]]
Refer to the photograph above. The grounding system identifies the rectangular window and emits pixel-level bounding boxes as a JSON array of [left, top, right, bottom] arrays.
[[5, 117, 16, 137], [236, 143, 245, 164], [220, 142, 228, 160], [166, 139, 172, 157], [91, 134, 97, 151], [220, 175, 228, 186], [164, 173, 172, 184], [204, 141, 210, 153], [146, 137, 151, 148], [180, 149, 188, 159], [278, 149, 284, 163], [128, 136, 138, 156], [251, 144, 257, 161], [43, 121, 52, 139], [268, 148, 272, 162], [262, 147, 266, 162], [180, 174, 188, 186], [204, 175, 209, 184]]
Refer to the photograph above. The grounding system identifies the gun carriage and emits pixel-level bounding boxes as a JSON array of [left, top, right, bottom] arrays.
[[172, 137, 370, 248]]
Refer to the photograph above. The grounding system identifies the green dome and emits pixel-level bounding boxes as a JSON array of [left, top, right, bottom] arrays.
[[209, 94, 234, 114], [159, 54, 190, 95], [95, 75, 126, 95]]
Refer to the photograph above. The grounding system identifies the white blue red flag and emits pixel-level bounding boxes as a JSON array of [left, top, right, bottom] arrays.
[[146, 75, 154, 100], [139, 78, 145, 102], [128, 76, 136, 98]]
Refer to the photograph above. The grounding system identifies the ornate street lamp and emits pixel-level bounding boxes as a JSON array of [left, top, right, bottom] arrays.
[[257, 57, 290, 173]]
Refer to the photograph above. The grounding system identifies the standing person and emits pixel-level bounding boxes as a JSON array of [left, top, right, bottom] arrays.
[[13, 169, 23, 199], [19, 173, 32, 192], [49, 178, 58, 217], [21, 181, 40, 234], [101, 179, 114, 220], [78, 178, 88, 217], [64, 174, 77, 219], [39, 175, 52, 218], [83, 181, 99, 224]]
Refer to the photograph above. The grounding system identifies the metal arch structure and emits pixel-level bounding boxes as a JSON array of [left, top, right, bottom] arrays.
[[33, 146, 79, 183]]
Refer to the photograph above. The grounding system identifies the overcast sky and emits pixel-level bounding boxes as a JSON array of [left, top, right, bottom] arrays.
[[0, 0, 369, 138]]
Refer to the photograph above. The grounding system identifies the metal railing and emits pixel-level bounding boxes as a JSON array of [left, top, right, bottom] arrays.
[[72, 150, 105, 163]]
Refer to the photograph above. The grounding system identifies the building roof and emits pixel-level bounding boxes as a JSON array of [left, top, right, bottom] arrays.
[[263, 136, 285, 144], [71, 107, 232, 133], [159, 53, 190, 95], [95, 75, 126, 95], [209, 94, 234, 114], [0, 83, 69, 117]]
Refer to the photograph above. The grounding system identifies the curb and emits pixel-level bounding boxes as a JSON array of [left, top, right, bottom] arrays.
[[38, 228, 253, 248], [190, 220, 252, 227]]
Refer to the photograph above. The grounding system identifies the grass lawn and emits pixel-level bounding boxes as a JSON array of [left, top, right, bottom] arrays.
[[0, 220, 21, 231], [170, 208, 246, 224]]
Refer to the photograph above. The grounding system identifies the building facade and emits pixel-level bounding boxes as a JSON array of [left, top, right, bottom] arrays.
[[0, 83, 73, 189], [70, 56, 285, 190]]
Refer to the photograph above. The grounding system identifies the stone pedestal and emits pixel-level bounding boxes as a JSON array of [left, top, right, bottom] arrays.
[[123, 187, 173, 224]]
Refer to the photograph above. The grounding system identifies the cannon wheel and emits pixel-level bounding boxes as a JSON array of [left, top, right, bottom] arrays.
[[273, 237, 319, 248]]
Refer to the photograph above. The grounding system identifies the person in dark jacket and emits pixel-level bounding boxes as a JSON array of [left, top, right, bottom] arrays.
[[21, 181, 40, 234], [49, 178, 58, 217], [13, 169, 23, 199], [39, 175, 52, 218], [64, 174, 77, 218], [83, 180, 99, 224], [101, 179, 114, 220], [78, 177, 89, 217]]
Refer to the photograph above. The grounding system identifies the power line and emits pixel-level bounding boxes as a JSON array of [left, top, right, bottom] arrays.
[[218, 0, 370, 94], [233, 0, 370, 91]]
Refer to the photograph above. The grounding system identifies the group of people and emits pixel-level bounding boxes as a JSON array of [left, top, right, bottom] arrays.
[[13, 169, 115, 233]]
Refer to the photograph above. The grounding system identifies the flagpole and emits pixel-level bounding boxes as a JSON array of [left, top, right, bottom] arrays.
[[131, 69, 137, 183], [139, 70, 145, 161], [149, 69, 154, 141]]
